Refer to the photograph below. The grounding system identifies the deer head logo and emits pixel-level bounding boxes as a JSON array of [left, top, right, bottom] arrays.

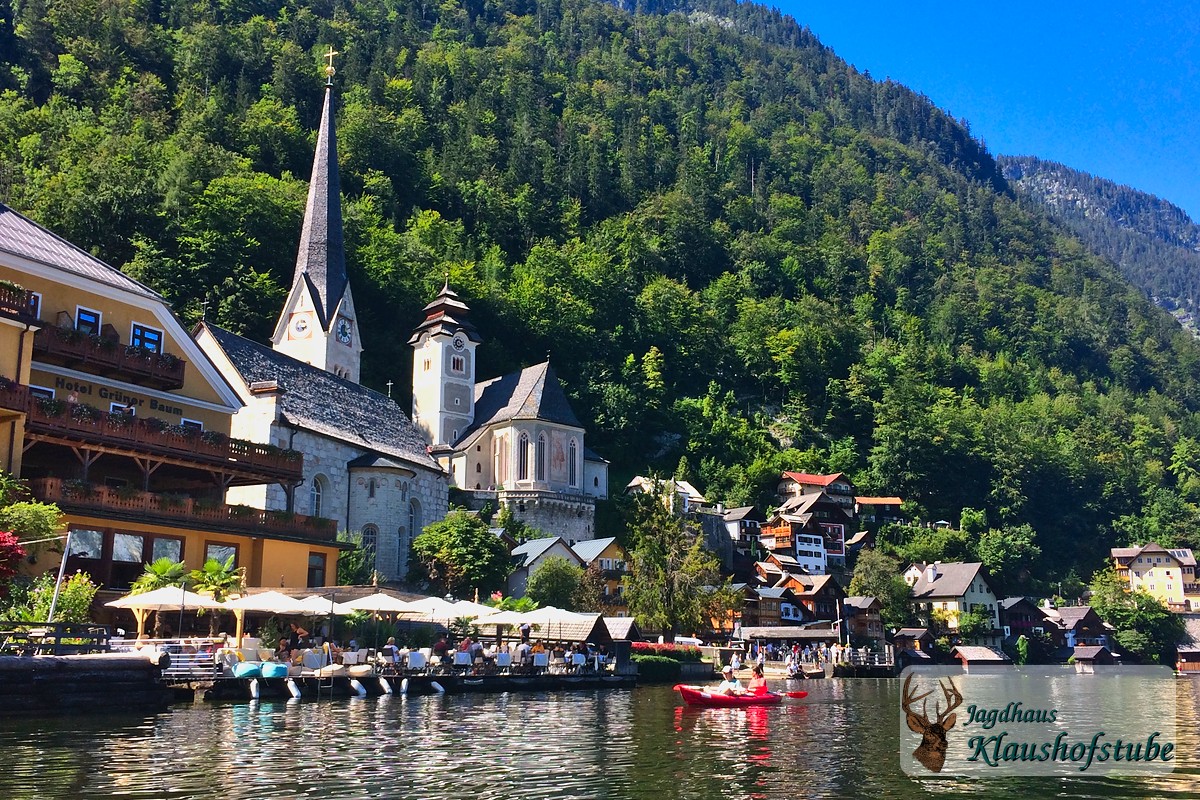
[[902, 673, 963, 773]]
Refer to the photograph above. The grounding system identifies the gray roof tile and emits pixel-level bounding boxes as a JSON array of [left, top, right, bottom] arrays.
[[910, 562, 985, 599], [203, 323, 440, 472], [468, 361, 581, 434], [0, 203, 160, 301]]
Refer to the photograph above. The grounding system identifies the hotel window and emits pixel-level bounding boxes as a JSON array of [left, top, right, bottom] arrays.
[[76, 307, 101, 335], [205, 542, 237, 565], [151, 537, 182, 562], [110, 403, 135, 417], [130, 323, 163, 353], [180, 418, 203, 432], [29, 385, 54, 400], [307, 553, 326, 587]]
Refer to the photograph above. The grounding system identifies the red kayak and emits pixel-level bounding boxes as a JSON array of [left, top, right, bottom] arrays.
[[674, 684, 784, 707]]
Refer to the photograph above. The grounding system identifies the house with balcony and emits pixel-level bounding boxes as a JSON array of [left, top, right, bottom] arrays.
[[571, 537, 630, 616], [843, 596, 885, 646], [1111, 543, 1200, 612], [722, 506, 764, 553], [0, 202, 341, 595], [907, 561, 1002, 647], [854, 495, 907, 530], [1040, 605, 1112, 651], [760, 491, 850, 571]]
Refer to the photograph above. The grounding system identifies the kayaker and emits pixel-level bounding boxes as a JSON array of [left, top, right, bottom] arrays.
[[716, 664, 743, 696], [746, 663, 768, 696]]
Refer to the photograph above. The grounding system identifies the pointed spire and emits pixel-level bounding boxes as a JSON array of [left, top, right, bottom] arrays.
[[292, 62, 347, 331]]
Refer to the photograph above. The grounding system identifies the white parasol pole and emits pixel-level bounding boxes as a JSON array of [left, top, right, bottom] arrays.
[[46, 530, 72, 624]]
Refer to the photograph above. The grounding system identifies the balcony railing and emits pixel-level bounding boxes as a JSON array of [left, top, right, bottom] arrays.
[[30, 478, 336, 542], [33, 325, 186, 390], [600, 568, 628, 581], [0, 285, 39, 324], [0, 380, 302, 483]]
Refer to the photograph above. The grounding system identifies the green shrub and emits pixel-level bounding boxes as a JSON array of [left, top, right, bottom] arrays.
[[631, 641, 703, 662], [631, 654, 681, 682]]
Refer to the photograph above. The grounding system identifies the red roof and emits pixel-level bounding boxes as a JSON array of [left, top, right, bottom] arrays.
[[781, 472, 843, 486]]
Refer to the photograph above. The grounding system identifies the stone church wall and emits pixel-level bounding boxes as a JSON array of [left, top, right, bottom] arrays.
[[348, 468, 447, 584]]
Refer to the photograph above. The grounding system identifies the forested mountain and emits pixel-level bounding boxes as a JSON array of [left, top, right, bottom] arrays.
[[4, 0, 1200, 589], [1001, 155, 1200, 326]]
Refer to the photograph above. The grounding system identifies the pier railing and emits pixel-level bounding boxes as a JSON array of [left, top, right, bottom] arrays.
[[0, 621, 111, 656]]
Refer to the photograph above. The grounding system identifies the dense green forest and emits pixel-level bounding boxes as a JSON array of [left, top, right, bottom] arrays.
[[1001, 155, 1200, 324], [5, 0, 1200, 591]]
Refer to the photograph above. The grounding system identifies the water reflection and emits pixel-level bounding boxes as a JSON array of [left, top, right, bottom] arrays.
[[0, 679, 1194, 799]]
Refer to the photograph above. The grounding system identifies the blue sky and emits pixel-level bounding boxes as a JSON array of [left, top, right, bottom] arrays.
[[775, 2, 1200, 220]]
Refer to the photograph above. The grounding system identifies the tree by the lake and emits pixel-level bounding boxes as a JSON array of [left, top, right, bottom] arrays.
[[526, 556, 584, 609], [847, 548, 913, 630], [623, 489, 721, 640], [409, 509, 510, 598], [1088, 568, 1185, 664]]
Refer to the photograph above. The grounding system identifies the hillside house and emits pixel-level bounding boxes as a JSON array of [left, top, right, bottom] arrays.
[[843, 596, 885, 646], [571, 537, 630, 616], [907, 561, 1001, 646], [1111, 543, 1200, 612], [507, 536, 582, 597]]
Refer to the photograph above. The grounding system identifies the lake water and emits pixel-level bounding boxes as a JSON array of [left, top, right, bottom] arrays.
[[1, 678, 1197, 799]]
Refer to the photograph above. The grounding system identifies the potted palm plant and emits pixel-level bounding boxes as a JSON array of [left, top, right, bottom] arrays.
[[129, 557, 187, 638], [189, 555, 245, 637]]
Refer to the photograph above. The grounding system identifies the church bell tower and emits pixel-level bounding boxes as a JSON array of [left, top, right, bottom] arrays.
[[409, 281, 480, 448], [271, 48, 362, 383]]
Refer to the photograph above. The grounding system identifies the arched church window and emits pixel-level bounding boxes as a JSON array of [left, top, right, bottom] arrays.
[[518, 433, 529, 481], [535, 433, 546, 481], [409, 499, 422, 540], [360, 524, 378, 570], [568, 439, 578, 487], [310, 475, 327, 518], [476, 462, 482, 473]]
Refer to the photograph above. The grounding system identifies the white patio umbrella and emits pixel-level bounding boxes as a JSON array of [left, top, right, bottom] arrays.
[[297, 595, 355, 615], [106, 585, 227, 637], [400, 596, 492, 625], [223, 590, 309, 643], [342, 592, 414, 613]]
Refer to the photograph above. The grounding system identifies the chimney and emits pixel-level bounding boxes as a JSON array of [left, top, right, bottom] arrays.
[[925, 563, 938, 583]]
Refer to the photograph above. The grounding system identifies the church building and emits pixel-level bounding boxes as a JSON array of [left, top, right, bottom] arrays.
[[409, 285, 609, 543], [196, 60, 448, 584]]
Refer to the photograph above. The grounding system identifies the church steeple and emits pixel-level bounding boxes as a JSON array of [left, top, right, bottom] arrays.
[[271, 48, 362, 383]]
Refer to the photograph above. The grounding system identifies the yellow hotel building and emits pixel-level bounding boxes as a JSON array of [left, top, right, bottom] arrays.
[[0, 203, 340, 602], [1111, 542, 1200, 612]]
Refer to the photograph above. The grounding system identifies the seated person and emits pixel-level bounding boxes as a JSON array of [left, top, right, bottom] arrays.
[[382, 637, 401, 664], [275, 640, 291, 661], [716, 664, 743, 696], [530, 640, 546, 655], [746, 664, 769, 696], [432, 637, 450, 659], [515, 641, 532, 664], [459, 635, 473, 653]]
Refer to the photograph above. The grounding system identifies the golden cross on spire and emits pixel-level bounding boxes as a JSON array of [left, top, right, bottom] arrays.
[[323, 46, 340, 84]]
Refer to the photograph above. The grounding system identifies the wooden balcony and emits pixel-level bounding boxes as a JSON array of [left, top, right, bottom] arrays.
[[30, 478, 336, 543], [0, 380, 302, 485], [33, 325, 186, 390], [0, 285, 40, 325]]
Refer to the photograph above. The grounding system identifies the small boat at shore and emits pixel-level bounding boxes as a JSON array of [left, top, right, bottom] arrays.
[[674, 684, 783, 707]]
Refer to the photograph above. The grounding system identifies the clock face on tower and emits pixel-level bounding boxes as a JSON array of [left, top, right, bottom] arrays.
[[452, 335, 465, 351], [289, 313, 311, 339], [335, 317, 353, 345]]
